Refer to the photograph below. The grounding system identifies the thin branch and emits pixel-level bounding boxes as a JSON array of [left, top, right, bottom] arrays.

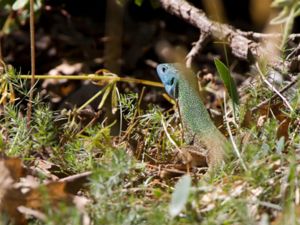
[[158, 0, 291, 72], [186, 32, 210, 68], [251, 77, 298, 112], [286, 42, 300, 60], [27, 0, 36, 128], [59, 171, 92, 194], [256, 63, 294, 112], [161, 114, 179, 150], [237, 31, 300, 42], [59, 171, 92, 183], [18, 74, 164, 87], [0, 32, 3, 62], [159, 0, 259, 59], [223, 92, 248, 171]]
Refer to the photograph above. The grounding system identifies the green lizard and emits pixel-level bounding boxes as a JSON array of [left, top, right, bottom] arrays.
[[156, 63, 230, 168]]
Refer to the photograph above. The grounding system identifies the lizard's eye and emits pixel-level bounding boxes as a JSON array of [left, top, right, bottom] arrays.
[[161, 66, 167, 73]]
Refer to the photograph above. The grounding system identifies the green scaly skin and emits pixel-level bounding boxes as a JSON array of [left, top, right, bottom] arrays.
[[156, 63, 229, 167]]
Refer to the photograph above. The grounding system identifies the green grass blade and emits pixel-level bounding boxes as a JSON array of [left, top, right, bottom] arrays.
[[214, 58, 239, 105]]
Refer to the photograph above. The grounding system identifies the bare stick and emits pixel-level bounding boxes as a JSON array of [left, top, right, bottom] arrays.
[[159, 0, 260, 59], [186, 32, 210, 68], [0, 32, 3, 62], [251, 77, 298, 112], [223, 92, 247, 171], [27, 0, 36, 128], [18, 74, 164, 87], [256, 63, 294, 112], [237, 31, 300, 42], [158, 0, 290, 71], [59, 171, 92, 183]]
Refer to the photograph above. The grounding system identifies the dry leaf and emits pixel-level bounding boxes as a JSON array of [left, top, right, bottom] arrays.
[[0, 157, 91, 225], [276, 118, 290, 141]]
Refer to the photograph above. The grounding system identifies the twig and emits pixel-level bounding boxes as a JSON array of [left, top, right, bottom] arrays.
[[237, 31, 300, 42], [26, 0, 36, 128], [161, 114, 179, 151], [286, 43, 300, 60], [223, 92, 247, 171], [246, 200, 282, 211], [59, 171, 92, 194], [251, 77, 298, 112], [76, 111, 100, 136], [116, 87, 122, 136], [0, 32, 3, 62], [158, 0, 293, 72], [186, 32, 210, 68], [18, 74, 163, 87], [158, 0, 259, 60], [256, 63, 294, 112], [59, 171, 92, 183]]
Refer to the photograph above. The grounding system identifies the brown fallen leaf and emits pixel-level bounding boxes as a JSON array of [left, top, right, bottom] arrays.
[[272, 205, 300, 225], [0, 158, 27, 225], [0, 157, 91, 225], [276, 118, 291, 141], [3, 157, 27, 182]]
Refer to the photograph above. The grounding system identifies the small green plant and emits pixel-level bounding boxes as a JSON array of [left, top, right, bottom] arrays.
[[32, 104, 58, 148], [3, 105, 29, 156]]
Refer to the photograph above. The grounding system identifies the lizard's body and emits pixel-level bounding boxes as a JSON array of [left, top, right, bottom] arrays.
[[156, 63, 229, 167]]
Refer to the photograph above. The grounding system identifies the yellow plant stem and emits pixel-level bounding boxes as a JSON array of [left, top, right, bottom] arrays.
[[77, 85, 110, 112], [18, 74, 163, 88]]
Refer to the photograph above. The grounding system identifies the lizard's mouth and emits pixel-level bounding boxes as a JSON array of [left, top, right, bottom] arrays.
[[165, 77, 178, 98]]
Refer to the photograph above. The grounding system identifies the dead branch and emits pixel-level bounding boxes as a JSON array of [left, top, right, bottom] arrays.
[[186, 32, 210, 68], [251, 76, 298, 112], [158, 0, 299, 72]]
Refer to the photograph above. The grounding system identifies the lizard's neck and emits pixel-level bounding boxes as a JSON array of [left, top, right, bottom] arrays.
[[178, 75, 217, 135]]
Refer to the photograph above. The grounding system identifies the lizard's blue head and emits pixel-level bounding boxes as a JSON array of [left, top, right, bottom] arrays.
[[156, 63, 180, 98]]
